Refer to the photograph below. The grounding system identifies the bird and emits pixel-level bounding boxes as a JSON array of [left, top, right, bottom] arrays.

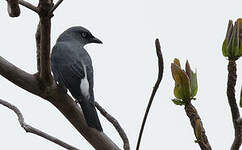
[[50, 26, 103, 131]]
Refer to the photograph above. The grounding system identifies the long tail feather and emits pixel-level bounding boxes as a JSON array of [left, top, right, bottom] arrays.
[[79, 99, 103, 132]]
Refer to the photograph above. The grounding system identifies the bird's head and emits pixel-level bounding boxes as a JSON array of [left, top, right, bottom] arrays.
[[58, 26, 103, 45]]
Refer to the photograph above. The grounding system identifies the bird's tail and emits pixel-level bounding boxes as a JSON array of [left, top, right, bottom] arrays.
[[79, 99, 103, 132]]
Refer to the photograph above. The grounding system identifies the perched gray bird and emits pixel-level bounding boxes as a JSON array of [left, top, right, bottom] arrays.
[[50, 26, 103, 131]]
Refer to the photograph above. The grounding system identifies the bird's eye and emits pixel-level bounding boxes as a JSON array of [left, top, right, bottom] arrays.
[[81, 32, 87, 38]]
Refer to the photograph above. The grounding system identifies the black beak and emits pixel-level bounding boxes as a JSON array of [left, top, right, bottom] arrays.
[[91, 37, 103, 44]]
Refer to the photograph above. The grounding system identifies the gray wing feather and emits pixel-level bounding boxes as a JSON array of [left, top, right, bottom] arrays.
[[51, 43, 85, 99]]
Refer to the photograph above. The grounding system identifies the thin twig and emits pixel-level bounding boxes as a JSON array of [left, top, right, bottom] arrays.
[[19, 0, 38, 13], [136, 38, 164, 150], [95, 102, 130, 150], [227, 60, 242, 150], [49, 0, 63, 14], [0, 98, 79, 150]]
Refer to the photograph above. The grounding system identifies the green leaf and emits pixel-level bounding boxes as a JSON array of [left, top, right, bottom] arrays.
[[222, 40, 228, 57], [240, 43, 242, 56], [238, 19, 242, 56], [185, 60, 198, 98], [185, 60, 192, 79], [171, 99, 186, 106], [171, 63, 191, 99], [173, 58, 181, 67], [231, 23, 237, 57], [223, 20, 233, 58], [190, 70, 198, 97]]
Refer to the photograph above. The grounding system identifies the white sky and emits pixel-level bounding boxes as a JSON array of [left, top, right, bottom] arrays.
[[0, 0, 242, 149]]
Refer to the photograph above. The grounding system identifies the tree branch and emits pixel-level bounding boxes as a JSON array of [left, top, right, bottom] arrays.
[[184, 101, 212, 150], [6, 0, 20, 17], [49, 0, 63, 14], [227, 60, 242, 150], [0, 56, 120, 149], [136, 38, 164, 150], [1, 1, 121, 149], [95, 102, 130, 150], [19, 0, 39, 13], [38, 1, 53, 86], [0, 56, 42, 97], [48, 87, 120, 150], [36, 23, 41, 74], [237, 118, 242, 126], [0, 98, 79, 150]]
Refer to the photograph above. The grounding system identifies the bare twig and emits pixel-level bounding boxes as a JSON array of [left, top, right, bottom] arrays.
[[227, 60, 242, 150], [6, 0, 20, 17], [136, 38, 164, 150], [95, 102, 130, 150], [19, 0, 39, 13], [49, 0, 63, 14], [184, 101, 212, 150], [0, 98, 79, 150]]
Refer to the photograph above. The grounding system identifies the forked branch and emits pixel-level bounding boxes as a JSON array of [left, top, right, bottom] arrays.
[[19, 0, 38, 13], [0, 98, 79, 150], [95, 102, 130, 150], [49, 0, 63, 14]]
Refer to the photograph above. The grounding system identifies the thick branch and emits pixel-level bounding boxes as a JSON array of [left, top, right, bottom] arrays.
[[0, 98, 79, 150], [0, 56, 120, 149], [39, 17, 52, 85], [0, 56, 42, 96], [136, 38, 164, 150], [237, 118, 242, 126], [38, 2, 53, 86], [184, 102, 212, 150], [6, 0, 20, 17], [227, 60, 242, 150], [19, 0, 39, 13], [2, 1, 121, 148], [95, 102, 130, 150], [48, 87, 120, 150], [36, 23, 41, 74]]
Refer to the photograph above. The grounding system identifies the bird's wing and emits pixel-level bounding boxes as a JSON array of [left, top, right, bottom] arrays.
[[51, 43, 86, 98]]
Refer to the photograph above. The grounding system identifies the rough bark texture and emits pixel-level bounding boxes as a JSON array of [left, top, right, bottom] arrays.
[[184, 102, 212, 150], [227, 60, 242, 150]]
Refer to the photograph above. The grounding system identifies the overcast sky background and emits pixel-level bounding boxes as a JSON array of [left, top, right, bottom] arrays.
[[0, 0, 242, 149]]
